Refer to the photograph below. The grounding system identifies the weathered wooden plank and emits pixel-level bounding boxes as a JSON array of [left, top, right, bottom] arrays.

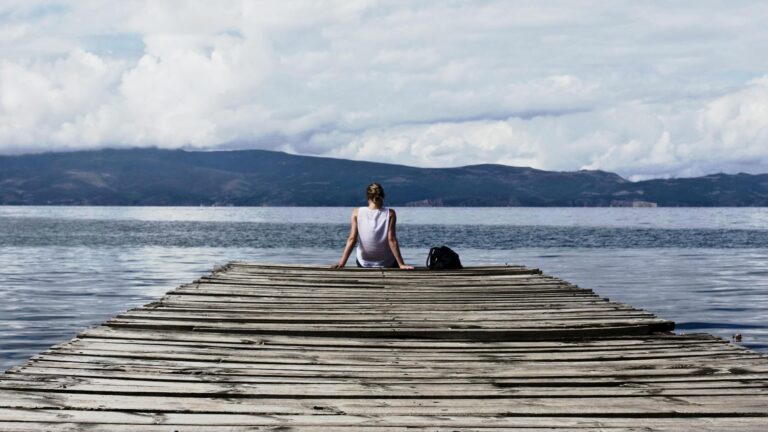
[[0, 423, 719, 432], [0, 425, 722, 432], [162, 297, 610, 306], [104, 316, 673, 329], [54, 338, 744, 356], [0, 424, 764, 432], [2, 392, 768, 416], [77, 326, 719, 347], [44, 342, 753, 364], [189, 280, 577, 289], [11, 366, 768, 390], [68, 335, 731, 352], [2, 375, 766, 398], [21, 356, 768, 378], [114, 312, 660, 325], [24, 353, 768, 376], [173, 284, 594, 294], [152, 296, 642, 315], [2, 408, 767, 431], [123, 305, 654, 316]]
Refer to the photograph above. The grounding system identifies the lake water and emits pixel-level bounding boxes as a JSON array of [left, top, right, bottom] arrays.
[[1, 206, 768, 371]]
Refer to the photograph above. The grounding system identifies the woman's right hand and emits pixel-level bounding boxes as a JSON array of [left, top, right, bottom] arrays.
[[330, 262, 345, 269]]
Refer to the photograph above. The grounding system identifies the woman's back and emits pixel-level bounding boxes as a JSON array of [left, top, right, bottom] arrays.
[[356, 206, 395, 267], [332, 182, 412, 270]]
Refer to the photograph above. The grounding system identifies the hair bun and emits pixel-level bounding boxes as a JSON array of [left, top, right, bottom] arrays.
[[366, 182, 385, 205]]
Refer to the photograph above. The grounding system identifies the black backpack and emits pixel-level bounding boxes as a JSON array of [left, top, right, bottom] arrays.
[[426, 246, 463, 270]]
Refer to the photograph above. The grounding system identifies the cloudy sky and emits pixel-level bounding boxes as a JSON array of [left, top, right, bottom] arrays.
[[1, 1, 767, 179]]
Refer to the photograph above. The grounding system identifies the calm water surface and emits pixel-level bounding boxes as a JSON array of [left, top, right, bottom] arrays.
[[1, 206, 767, 370]]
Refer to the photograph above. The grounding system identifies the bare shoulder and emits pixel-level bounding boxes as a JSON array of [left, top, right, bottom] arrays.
[[389, 208, 396, 218], [352, 207, 359, 218]]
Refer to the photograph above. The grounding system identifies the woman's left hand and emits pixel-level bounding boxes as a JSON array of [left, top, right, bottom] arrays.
[[399, 264, 414, 270]]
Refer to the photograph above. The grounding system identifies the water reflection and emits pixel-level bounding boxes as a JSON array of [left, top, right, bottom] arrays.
[[2, 206, 768, 229]]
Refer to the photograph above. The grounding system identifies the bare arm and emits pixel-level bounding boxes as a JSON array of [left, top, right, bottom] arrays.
[[332, 208, 358, 269], [387, 209, 413, 270]]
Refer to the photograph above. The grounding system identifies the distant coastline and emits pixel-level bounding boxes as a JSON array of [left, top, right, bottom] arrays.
[[1, 148, 767, 207]]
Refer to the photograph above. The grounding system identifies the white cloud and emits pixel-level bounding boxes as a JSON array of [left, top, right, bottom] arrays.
[[0, 0, 767, 178], [697, 77, 768, 157], [329, 78, 768, 179]]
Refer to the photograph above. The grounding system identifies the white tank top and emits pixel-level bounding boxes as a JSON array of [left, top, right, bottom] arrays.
[[355, 207, 396, 267]]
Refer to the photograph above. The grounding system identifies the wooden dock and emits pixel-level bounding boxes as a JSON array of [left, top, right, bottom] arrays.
[[1, 263, 767, 431]]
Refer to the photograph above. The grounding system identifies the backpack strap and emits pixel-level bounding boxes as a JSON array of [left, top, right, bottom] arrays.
[[426, 247, 438, 269]]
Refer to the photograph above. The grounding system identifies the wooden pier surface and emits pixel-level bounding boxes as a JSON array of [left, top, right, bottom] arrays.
[[1, 263, 767, 431]]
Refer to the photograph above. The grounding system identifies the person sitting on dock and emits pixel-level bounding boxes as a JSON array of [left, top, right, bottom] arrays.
[[332, 183, 414, 269]]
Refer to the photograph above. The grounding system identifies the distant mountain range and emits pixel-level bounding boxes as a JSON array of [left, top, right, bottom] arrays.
[[1, 148, 767, 206]]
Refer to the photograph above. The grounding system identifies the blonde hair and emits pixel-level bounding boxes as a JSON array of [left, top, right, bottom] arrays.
[[366, 183, 385, 207]]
